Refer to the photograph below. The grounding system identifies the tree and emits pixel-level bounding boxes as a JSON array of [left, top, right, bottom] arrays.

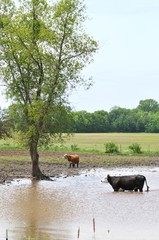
[[145, 112, 159, 133], [108, 107, 131, 132], [0, 0, 98, 179], [0, 108, 13, 138], [72, 111, 92, 132], [137, 99, 159, 112], [91, 110, 110, 132]]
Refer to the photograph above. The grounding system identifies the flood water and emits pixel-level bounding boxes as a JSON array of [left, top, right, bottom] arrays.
[[0, 167, 159, 240]]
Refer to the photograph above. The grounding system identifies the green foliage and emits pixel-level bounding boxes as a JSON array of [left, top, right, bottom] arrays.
[[0, 0, 98, 152], [129, 143, 142, 154], [0, 108, 16, 139], [145, 112, 159, 133], [70, 99, 159, 133], [104, 141, 119, 153], [3, 98, 159, 147], [137, 99, 159, 112], [71, 144, 79, 151], [72, 110, 110, 132]]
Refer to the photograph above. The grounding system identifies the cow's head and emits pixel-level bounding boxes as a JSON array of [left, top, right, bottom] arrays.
[[107, 174, 111, 183], [63, 154, 68, 159], [101, 176, 108, 183]]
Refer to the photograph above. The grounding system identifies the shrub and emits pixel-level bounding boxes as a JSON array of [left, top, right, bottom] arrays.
[[129, 143, 142, 154], [104, 141, 119, 153], [71, 144, 79, 151]]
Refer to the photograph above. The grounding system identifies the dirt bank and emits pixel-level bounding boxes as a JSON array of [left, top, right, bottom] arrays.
[[0, 150, 159, 181]]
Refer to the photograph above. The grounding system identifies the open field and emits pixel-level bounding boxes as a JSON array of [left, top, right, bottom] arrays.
[[1, 133, 159, 153], [58, 133, 159, 153]]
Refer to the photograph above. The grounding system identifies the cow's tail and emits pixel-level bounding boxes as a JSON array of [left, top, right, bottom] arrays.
[[144, 177, 149, 192]]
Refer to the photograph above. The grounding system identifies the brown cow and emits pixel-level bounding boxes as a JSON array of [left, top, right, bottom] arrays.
[[63, 154, 79, 168]]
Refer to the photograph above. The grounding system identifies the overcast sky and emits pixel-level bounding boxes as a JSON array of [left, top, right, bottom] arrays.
[[69, 0, 159, 112], [1, 0, 159, 112]]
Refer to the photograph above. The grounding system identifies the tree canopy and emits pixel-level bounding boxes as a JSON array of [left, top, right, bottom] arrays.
[[70, 99, 159, 133], [0, 0, 98, 179]]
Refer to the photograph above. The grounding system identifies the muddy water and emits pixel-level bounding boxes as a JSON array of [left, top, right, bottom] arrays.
[[0, 167, 159, 240]]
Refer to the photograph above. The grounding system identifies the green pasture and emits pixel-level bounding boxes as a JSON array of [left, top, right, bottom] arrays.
[[0, 133, 159, 153], [59, 133, 159, 153]]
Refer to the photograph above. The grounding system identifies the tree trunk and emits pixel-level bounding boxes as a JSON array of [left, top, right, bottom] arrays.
[[30, 141, 50, 180]]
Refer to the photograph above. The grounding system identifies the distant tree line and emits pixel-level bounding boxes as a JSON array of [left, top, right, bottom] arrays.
[[0, 98, 159, 137], [71, 99, 159, 133]]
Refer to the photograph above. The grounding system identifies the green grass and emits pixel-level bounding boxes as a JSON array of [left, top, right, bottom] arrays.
[[0, 138, 25, 150], [53, 133, 159, 154], [1, 133, 159, 154]]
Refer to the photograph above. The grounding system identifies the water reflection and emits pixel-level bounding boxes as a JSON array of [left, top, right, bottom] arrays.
[[0, 167, 159, 239], [15, 180, 53, 240], [7, 179, 74, 239]]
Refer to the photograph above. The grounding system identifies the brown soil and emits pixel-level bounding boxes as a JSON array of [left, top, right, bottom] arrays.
[[0, 150, 159, 181]]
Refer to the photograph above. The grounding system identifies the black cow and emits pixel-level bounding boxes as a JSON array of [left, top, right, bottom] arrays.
[[107, 174, 149, 192]]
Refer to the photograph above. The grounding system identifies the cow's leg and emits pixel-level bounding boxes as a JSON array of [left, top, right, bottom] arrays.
[[72, 163, 75, 168], [139, 183, 144, 192]]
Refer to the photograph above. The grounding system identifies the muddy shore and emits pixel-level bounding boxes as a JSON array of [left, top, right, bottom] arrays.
[[0, 150, 159, 181]]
